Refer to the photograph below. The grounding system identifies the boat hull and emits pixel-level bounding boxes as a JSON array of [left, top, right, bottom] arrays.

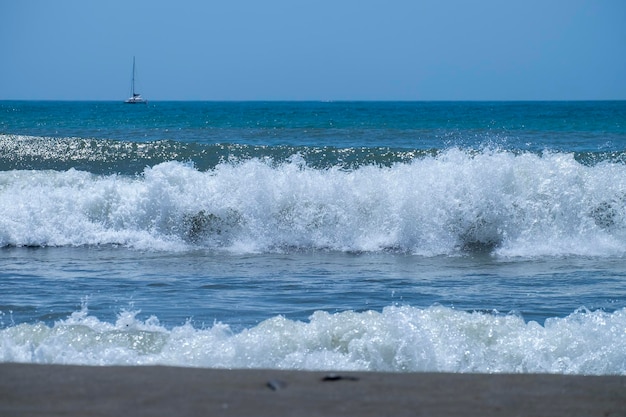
[[124, 96, 147, 104]]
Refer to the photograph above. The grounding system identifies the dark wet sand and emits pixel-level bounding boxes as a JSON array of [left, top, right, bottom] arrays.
[[1, 363, 625, 417]]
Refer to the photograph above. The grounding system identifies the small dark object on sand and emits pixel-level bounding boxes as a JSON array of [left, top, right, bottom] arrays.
[[321, 374, 360, 382], [266, 379, 288, 391]]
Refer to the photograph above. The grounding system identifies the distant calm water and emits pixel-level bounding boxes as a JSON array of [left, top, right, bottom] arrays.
[[1, 101, 625, 374]]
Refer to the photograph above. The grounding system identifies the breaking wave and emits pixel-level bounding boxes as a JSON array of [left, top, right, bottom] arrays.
[[0, 148, 624, 257], [2, 305, 624, 374]]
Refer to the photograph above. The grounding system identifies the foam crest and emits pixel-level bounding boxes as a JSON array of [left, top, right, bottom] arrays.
[[0, 149, 624, 256], [1, 305, 624, 374]]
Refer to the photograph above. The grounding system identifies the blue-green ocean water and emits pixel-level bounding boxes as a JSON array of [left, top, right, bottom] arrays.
[[1, 101, 625, 374]]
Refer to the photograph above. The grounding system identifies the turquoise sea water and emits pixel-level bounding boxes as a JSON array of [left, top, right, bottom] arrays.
[[1, 101, 625, 374]]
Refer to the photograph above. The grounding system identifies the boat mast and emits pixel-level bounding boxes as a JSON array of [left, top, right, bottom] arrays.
[[131, 56, 136, 96]]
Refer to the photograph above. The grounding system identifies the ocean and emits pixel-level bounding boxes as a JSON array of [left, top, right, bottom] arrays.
[[1, 101, 625, 374]]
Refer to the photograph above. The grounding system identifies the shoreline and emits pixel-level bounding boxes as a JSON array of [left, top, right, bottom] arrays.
[[1, 363, 624, 417]]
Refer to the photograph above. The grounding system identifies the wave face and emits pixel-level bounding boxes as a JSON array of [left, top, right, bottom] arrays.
[[2, 305, 624, 374], [2, 133, 626, 175], [0, 148, 624, 256], [0, 134, 428, 174]]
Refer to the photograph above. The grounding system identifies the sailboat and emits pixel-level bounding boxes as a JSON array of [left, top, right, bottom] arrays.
[[124, 57, 147, 104]]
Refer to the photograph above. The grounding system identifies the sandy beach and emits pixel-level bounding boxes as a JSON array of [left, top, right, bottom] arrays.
[[1, 363, 624, 417]]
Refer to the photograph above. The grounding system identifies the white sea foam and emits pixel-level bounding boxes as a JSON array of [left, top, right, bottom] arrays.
[[0, 149, 624, 256], [1, 305, 624, 374]]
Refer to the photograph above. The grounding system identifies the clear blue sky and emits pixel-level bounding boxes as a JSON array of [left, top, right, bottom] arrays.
[[1, 0, 625, 101]]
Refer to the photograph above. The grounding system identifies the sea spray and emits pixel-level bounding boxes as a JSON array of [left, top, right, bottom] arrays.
[[0, 149, 624, 256]]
